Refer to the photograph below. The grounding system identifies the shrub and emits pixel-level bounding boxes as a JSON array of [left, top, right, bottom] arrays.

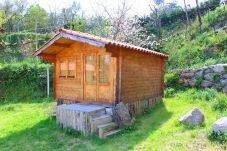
[[164, 73, 179, 88], [208, 130, 227, 143], [165, 88, 175, 98], [212, 93, 227, 112], [0, 59, 52, 102]]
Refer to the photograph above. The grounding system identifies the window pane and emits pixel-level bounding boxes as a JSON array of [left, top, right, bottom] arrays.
[[85, 56, 96, 83], [60, 61, 67, 77], [68, 59, 75, 77], [99, 54, 110, 83]]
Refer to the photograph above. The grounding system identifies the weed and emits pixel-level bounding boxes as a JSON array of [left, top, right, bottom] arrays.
[[208, 130, 227, 143]]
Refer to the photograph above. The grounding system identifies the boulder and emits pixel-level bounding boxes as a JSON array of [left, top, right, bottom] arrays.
[[195, 70, 203, 79], [181, 72, 194, 78], [201, 80, 213, 88], [188, 79, 196, 87], [222, 74, 227, 79], [113, 102, 134, 127], [213, 65, 224, 73], [214, 84, 222, 91], [204, 68, 212, 74], [220, 79, 227, 86], [212, 117, 227, 133], [223, 85, 227, 93], [204, 74, 213, 81], [179, 108, 204, 126]]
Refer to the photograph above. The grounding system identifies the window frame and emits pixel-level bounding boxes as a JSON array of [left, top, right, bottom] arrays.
[[59, 57, 76, 79], [98, 54, 110, 84], [85, 55, 96, 84]]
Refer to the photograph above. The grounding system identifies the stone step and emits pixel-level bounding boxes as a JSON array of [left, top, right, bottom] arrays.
[[98, 122, 118, 138], [91, 114, 113, 133], [103, 129, 122, 138]]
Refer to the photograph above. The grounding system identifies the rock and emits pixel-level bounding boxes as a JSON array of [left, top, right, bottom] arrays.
[[223, 85, 227, 93], [222, 74, 227, 79], [178, 78, 184, 84], [220, 79, 227, 86], [179, 108, 205, 126], [214, 84, 222, 91], [213, 65, 224, 73], [204, 74, 213, 81], [204, 68, 212, 74], [181, 72, 194, 78], [195, 70, 203, 79], [212, 117, 227, 133], [201, 80, 213, 88], [188, 79, 196, 87], [113, 102, 134, 127]]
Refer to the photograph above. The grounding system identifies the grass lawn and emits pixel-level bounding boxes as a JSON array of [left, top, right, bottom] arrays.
[[0, 89, 226, 151]]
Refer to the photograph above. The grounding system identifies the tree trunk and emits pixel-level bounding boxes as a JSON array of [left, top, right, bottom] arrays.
[[184, 0, 189, 32], [196, 0, 202, 34]]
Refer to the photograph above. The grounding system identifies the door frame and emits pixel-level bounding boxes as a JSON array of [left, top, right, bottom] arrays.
[[83, 53, 112, 103]]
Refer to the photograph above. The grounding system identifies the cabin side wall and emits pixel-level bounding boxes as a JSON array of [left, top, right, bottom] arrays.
[[54, 41, 116, 104], [120, 48, 165, 115]]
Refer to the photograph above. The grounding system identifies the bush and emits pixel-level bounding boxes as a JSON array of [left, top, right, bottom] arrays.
[[208, 130, 227, 143], [165, 88, 175, 98], [164, 73, 179, 88], [0, 59, 53, 102], [212, 93, 227, 112]]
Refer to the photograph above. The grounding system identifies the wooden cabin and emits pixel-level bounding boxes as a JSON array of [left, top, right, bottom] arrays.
[[33, 28, 168, 115]]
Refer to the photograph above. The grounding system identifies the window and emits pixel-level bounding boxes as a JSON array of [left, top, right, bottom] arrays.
[[59, 59, 76, 78], [99, 54, 110, 83], [85, 56, 96, 83], [68, 59, 75, 78], [60, 60, 67, 77]]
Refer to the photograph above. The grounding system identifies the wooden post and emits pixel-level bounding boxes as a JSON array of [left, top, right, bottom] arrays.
[[47, 67, 50, 97]]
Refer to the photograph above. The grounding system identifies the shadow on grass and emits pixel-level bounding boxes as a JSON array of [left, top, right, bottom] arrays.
[[0, 101, 172, 151]]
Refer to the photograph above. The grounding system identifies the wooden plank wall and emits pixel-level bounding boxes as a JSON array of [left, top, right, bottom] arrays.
[[55, 40, 115, 104], [120, 47, 164, 103]]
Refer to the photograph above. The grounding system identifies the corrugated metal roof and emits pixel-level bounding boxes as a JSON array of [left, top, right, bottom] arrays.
[[33, 28, 168, 58]]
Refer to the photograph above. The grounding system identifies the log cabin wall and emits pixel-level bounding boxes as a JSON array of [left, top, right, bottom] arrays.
[[55, 41, 116, 104], [120, 48, 165, 115]]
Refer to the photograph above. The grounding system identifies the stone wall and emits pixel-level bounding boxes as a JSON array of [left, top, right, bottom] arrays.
[[175, 64, 227, 92]]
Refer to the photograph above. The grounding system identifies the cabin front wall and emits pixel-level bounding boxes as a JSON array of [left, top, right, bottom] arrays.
[[120, 48, 165, 114], [54, 41, 117, 104]]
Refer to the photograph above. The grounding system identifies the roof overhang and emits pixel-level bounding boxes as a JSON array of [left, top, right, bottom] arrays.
[[33, 32, 105, 57], [33, 28, 168, 59]]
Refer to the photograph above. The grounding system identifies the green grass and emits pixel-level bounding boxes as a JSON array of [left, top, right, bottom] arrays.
[[0, 89, 226, 151]]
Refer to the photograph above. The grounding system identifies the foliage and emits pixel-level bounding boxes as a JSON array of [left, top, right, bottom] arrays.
[[162, 7, 227, 71], [0, 59, 52, 102], [164, 73, 179, 88], [208, 130, 227, 143], [176, 88, 227, 113], [0, 32, 51, 62], [25, 4, 49, 32], [164, 87, 176, 98]]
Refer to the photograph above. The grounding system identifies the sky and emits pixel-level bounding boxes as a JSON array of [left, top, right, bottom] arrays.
[[26, 0, 206, 16]]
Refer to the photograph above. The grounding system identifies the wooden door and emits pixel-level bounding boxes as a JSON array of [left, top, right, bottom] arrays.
[[97, 54, 112, 103], [84, 55, 97, 101], [83, 53, 113, 103]]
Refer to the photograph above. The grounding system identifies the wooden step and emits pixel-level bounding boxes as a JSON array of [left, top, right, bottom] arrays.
[[91, 114, 113, 133], [98, 122, 118, 138], [103, 129, 122, 138], [89, 108, 106, 117]]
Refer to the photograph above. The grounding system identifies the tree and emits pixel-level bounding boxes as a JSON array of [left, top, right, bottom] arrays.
[[25, 4, 49, 32], [183, 0, 189, 31], [61, 1, 81, 27], [95, 0, 133, 40], [196, 0, 202, 34]]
